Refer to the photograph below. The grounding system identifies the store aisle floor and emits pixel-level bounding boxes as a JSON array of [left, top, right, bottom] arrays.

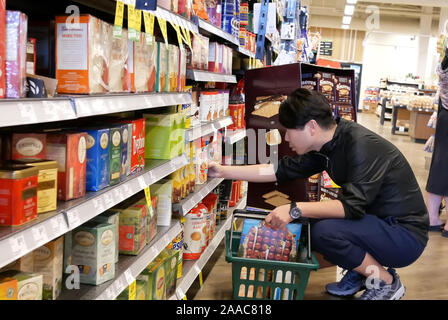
[[189, 113, 448, 300]]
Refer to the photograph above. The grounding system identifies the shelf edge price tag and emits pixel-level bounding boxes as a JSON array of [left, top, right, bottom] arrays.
[[9, 235, 27, 258], [32, 225, 48, 246], [143, 11, 155, 45], [157, 16, 169, 48], [144, 186, 152, 209], [124, 269, 135, 286], [114, 0, 125, 38], [66, 210, 81, 229], [128, 4, 139, 41]]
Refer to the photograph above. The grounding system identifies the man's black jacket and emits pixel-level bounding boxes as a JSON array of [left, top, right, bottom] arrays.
[[275, 118, 429, 246]]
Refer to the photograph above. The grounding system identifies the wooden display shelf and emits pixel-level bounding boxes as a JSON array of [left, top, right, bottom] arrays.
[[409, 109, 435, 142]]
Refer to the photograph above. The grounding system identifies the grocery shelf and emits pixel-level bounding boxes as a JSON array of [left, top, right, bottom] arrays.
[[74, 92, 193, 118], [62, 154, 189, 230], [58, 221, 183, 300], [0, 98, 76, 128], [0, 154, 188, 269], [225, 129, 246, 144], [238, 47, 255, 59], [153, 6, 199, 34], [186, 117, 233, 141], [172, 178, 225, 216], [186, 69, 237, 83], [172, 194, 247, 300], [198, 18, 239, 46]]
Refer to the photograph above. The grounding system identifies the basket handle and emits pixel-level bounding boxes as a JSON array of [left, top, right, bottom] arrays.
[[229, 209, 312, 260]]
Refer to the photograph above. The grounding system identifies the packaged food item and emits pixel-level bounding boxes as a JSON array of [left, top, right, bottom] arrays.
[[166, 231, 184, 279], [108, 127, 122, 186], [117, 118, 145, 175], [5, 11, 27, 98], [84, 128, 110, 191], [168, 44, 179, 92], [0, 277, 17, 300], [128, 39, 135, 92], [301, 73, 317, 91], [138, 258, 166, 300], [334, 76, 352, 104], [63, 231, 72, 275], [116, 280, 136, 300], [178, 47, 186, 92], [190, 88, 201, 127], [109, 29, 130, 92], [134, 33, 151, 92], [195, 139, 208, 185], [188, 142, 196, 193], [158, 0, 171, 10], [156, 42, 168, 92], [0, 164, 38, 226], [222, 44, 228, 75], [148, 39, 157, 92], [183, 206, 205, 260], [191, 34, 202, 69], [8, 133, 47, 161], [336, 104, 354, 121], [208, 42, 218, 72], [170, 168, 183, 204], [316, 72, 335, 102], [199, 91, 213, 122], [238, 219, 302, 262], [0, 251, 34, 273], [217, 44, 223, 73], [33, 236, 63, 300], [0, 0, 5, 98], [46, 132, 87, 201], [92, 210, 120, 263], [15, 160, 58, 214], [119, 124, 132, 180], [239, 27, 246, 47], [70, 221, 115, 285], [201, 36, 209, 70], [55, 15, 111, 94], [162, 249, 179, 297], [144, 113, 185, 160], [136, 197, 158, 245], [118, 206, 147, 256], [150, 179, 173, 227], [202, 192, 218, 240], [135, 279, 147, 300], [0, 271, 42, 300]]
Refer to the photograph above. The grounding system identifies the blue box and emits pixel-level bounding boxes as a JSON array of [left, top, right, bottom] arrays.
[[85, 128, 110, 191]]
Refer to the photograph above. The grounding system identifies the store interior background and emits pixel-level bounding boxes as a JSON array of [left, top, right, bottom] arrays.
[[188, 0, 448, 300]]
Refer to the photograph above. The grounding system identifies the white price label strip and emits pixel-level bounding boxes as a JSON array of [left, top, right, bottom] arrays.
[[92, 198, 105, 212], [31, 225, 49, 245], [9, 235, 28, 257], [104, 287, 116, 300], [18, 103, 38, 123], [66, 210, 81, 228], [138, 176, 147, 189], [103, 193, 114, 208], [50, 215, 66, 233], [124, 269, 135, 286]]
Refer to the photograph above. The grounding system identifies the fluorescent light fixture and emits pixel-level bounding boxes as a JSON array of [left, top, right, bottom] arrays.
[[346, 0, 358, 4], [341, 24, 350, 29], [344, 4, 355, 15], [342, 16, 352, 24]]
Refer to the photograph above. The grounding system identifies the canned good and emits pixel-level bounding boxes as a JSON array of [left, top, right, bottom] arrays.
[[0, 164, 38, 226], [14, 159, 58, 214]]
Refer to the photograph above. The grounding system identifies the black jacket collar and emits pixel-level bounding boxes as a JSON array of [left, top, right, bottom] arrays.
[[319, 118, 346, 156]]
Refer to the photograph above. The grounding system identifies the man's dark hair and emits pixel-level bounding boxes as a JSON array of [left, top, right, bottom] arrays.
[[279, 88, 336, 130]]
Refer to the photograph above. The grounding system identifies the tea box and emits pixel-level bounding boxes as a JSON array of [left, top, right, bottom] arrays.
[[0, 277, 17, 300], [84, 128, 110, 191], [118, 206, 147, 256], [0, 271, 43, 300], [150, 179, 173, 227], [109, 127, 122, 186], [92, 210, 120, 263]]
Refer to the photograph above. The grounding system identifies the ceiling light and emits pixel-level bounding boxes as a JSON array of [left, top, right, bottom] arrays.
[[344, 4, 355, 15], [341, 24, 350, 29], [342, 16, 352, 24], [346, 0, 358, 4]]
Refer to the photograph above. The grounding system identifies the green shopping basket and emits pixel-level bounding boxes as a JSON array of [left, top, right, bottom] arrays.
[[225, 210, 319, 300]]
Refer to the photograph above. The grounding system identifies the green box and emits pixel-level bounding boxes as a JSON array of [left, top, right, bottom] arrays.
[[135, 279, 147, 300], [0, 271, 43, 300], [109, 126, 122, 185], [144, 113, 185, 160], [118, 207, 147, 256], [139, 258, 166, 300], [92, 210, 120, 263], [162, 250, 179, 298]]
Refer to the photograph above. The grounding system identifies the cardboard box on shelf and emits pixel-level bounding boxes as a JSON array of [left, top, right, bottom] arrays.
[[150, 179, 173, 227], [26, 38, 36, 75], [109, 28, 130, 92], [55, 15, 111, 94], [108, 127, 122, 186], [144, 113, 185, 160], [33, 236, 64, 300], [178, 47, 186, 92], [156, 42, 168, 93], [135, 279, 147, 300], [5, 11, 28, 98], [9, 133, 47, 161], [118, 206, 147, 256], [0, 0, 5, 98], [139, 257, 166, 300], [92, 210, 120, 263], [168, 45, 179, 92], [46, 132, 87, 201], [0, 251, 34, 273], [119, 123, 132, 180], [0, 277, 17, 300], [0, 270, 43, 300], [83, 128, 110, 192], [70, 221, 115, 285], [133, 33, 151, 92]]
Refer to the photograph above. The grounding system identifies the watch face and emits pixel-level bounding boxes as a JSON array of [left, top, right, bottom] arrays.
[[290, 207, 301, 219]]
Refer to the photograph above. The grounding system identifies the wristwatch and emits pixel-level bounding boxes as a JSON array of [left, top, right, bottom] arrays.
[[289, 202, 302, 220]]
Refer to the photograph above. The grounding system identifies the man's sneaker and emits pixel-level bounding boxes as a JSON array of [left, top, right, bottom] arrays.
[[326, 270, 366, 297], [359, 268, 406, 300]]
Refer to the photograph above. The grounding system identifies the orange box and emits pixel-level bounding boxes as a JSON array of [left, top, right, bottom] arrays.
[[46, 132, 87, 201], [0, 277, 18, 300], [55, 15, 111, 94], [0, 164, 38, 226]]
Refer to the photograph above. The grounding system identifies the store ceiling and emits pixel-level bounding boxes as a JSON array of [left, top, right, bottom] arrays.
[[307, 0, 444, 34]]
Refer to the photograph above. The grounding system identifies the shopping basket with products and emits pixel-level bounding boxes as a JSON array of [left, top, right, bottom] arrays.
[[225, 209, 319, 300]]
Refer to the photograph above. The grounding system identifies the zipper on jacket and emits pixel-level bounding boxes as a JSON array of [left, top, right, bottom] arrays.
[[315, 152, 330, 170]]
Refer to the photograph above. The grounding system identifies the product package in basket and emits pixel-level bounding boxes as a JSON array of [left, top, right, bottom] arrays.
[[238, 219, 302, 262]]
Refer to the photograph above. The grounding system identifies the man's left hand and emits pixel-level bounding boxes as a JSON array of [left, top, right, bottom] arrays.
[[265, 204, 293, 230]]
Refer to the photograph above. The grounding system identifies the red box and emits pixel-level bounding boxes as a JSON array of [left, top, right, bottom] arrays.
[[11, 133, 46, 160], [46, 132, 87, 201], [5, 11, 28, 98], [0, 164, 38, 226], [0, 0, 5, 98], [122, 118, 145, 174]]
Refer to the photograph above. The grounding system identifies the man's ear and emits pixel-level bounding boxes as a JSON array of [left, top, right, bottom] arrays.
[[307, 120, 319, 135]]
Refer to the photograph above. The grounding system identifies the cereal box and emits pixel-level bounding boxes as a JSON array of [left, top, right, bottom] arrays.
[[70, 221, 115, 285], [0, 277, 17, 300], [109, 127, 122, 186], [150, 179, 173, 227], [5, 11, 27, 98], [33, 236, 63, 300], [92, 210, 120, 263], [55, 15, 111, 94], [0, 0, 5, 98], [10, 133, 46, 161], [118, 206, 147, 256], [238, 219, 302, 262], [85, 128, 110, 191], [0, 271, 43, 300], [46, 132, 87, 201]]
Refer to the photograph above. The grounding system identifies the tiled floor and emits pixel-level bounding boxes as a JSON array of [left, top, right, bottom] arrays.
[[189, 113, 448, 300]]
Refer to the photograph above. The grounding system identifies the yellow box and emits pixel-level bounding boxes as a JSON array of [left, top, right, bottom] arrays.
[[0, 277, 18, 300]]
